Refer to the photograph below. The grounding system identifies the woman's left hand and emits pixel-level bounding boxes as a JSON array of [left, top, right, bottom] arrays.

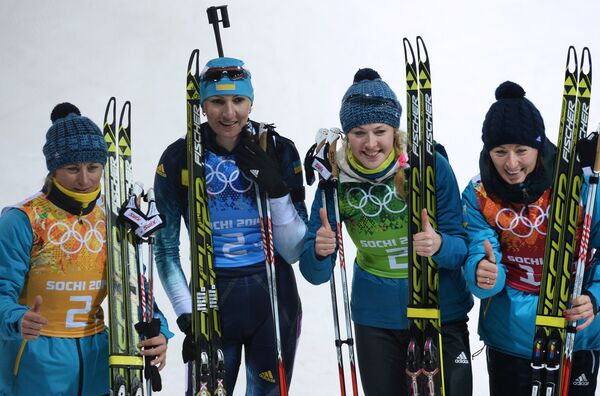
[[412, 208, 442, 257], [139, 333, 168, 370], [564, 294, 597, 331]]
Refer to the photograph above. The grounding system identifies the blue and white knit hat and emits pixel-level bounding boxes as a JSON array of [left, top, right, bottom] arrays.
[[200, 57, 254, 103], [339, 68, 402, 133], [43, 103, 107, 172]]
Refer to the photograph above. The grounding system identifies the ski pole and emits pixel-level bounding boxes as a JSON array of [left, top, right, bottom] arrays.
[[328, 131, 359, 396], [254, 128, 288, 396], [560, 130, 599, 396]]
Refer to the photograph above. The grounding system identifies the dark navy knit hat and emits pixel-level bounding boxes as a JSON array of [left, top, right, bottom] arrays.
[[43, 103, 108, 172], [339, 68, 402, 133], [482, 81, 545, 151]]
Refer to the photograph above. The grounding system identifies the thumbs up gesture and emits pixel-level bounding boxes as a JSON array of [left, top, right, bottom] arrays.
[[314, 208, 337, 258], [412, 208, 442, 257], [21, 295, 48, 340], [476, 240, 498, 289]]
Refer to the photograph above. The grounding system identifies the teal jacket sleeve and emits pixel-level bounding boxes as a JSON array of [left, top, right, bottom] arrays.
[[153, 141, 193, 317], [462, 182, 507, 299], [0, 208, 33, 340], [299, 185, 336, 285], [431, 153, 468, 270], [152, 303, 175, 340]]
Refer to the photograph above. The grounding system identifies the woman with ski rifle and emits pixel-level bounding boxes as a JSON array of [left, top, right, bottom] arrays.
[[0, 103, 172, 396], [153, 56, 307, 395], [299, 68, 474, 396], [462, 81, 600, 395]]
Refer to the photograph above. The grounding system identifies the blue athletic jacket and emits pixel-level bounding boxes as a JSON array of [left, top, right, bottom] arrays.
[[153, 121, 308, 317], [463, 174, 600, 359], [300, 149, 473, 329]]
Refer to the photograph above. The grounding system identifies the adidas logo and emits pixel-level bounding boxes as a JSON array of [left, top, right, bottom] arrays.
[[259, 370, 276, 383], [573, 374, 590, 386], [250, 169, 260, 178], [454, 352, 469, 364], [156, 163, 166, 177]]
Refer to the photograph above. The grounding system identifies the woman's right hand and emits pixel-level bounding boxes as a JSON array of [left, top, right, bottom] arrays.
[[21, 295, 48, 340], [476, 240, 498, 289], [314, 208, 336, 258]]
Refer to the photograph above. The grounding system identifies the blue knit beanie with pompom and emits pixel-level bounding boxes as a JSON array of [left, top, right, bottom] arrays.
[[339, 68, 402, 133], [43, 102, 107, 172]]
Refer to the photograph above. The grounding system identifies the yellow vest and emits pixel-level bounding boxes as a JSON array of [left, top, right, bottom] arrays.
[[17, 192, 107, 337]]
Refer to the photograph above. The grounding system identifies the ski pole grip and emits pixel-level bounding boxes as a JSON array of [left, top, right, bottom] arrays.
[[146, 188, 156, 202], [329, 138, 339, 179], [259, 129, 268, 152], [594, 132, 600, 172]]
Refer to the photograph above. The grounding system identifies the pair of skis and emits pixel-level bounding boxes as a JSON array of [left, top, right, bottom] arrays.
[[531, 46, 593, 396], [305, 128, 359, 396], [186, 50, 227, 396], [403, 37, 445, 396], [103, 98, 163, 395]]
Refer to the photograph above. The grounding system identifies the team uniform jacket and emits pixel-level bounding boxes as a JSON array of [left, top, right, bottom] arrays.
[[153, 120, 308, 316], [300, 148, 473, 329], [0, 187, 172, 396], [462, 174, 600, 359]]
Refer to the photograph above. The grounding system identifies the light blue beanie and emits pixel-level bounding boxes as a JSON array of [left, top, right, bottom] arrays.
[[200, 57, 254, 103]]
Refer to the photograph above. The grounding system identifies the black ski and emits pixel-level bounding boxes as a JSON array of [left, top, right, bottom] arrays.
[[186, 49, 226, 396], [103, 98, 144, 396], [531, 46, 592, 396], [403, 36, 444, 396]]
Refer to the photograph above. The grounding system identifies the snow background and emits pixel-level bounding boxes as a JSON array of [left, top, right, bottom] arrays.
[[1, 0, 599, 394]]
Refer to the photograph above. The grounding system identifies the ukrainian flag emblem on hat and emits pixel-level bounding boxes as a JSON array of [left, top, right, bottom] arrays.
[[216, 83, 236, 91]]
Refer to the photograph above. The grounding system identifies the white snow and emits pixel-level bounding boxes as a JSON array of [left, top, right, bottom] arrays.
[[1, 1, 599, 394]]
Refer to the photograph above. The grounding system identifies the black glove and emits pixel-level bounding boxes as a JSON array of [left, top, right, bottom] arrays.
[[134, 318, 163, 392], [234, 138, 288, 198], [577, 131, 599, 169], [177, 313, 196, 364]]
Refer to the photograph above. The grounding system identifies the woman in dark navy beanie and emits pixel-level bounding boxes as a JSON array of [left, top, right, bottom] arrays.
[[0, 103, 172, 395], [301, 68, 473, 396], [462, 81, 600, 395]]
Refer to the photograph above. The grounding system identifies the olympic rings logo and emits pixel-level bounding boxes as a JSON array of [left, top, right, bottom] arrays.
[[346, 183, 406, 218], [206, 159, 253, 195], [47, 218, 106, 255], [495, 205, 548, 238]]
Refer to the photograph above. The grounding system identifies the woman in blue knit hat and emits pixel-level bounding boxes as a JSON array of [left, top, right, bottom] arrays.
[[462, 81, 600, 395], [300, 69, 473, 396], [0, 103, 172, 395], [153, 57, 307, 394]]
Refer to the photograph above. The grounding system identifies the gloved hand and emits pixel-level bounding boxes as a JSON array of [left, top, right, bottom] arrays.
[[577, 131, 599, 169], [177, 313, 196, 364], [134, 318, 163, 391], [234, 137, 288, 198]]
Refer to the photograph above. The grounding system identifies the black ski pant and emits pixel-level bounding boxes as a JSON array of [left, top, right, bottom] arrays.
[[354, 319, 472, 396], [185, 260, 302, 396], [487, 347, 599, 396]]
